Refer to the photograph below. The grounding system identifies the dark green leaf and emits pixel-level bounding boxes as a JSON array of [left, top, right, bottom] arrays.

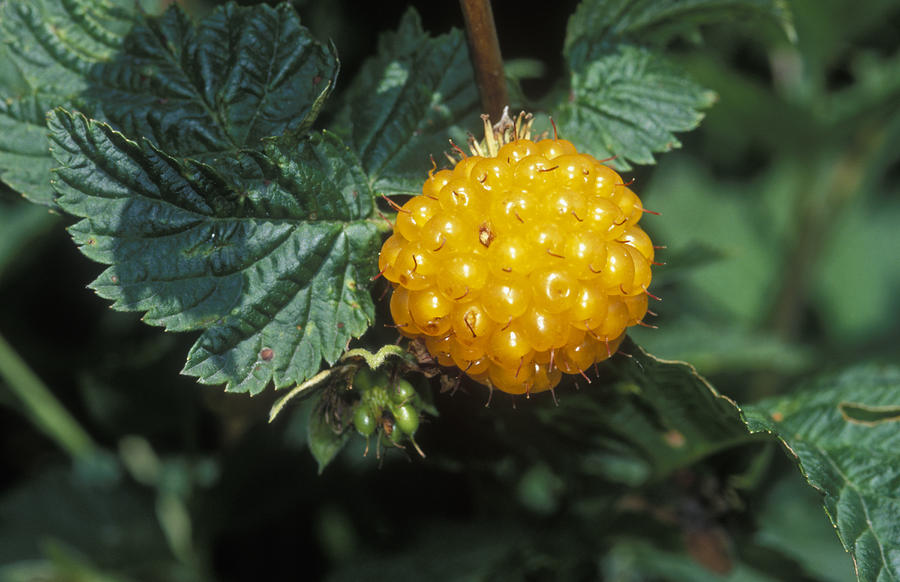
[[332, 8, 479, 196], [0, 0, 140, 205], [0, 465, 174, 574], [49, 110, 381, 393], [83, 3, 338, 161], [610, 339, 753, 472], [528, 339, 753, 484], [603, 539, 780, 581], [307, 394, 352, 474], [755, 474, 856, 582], [556, 45, 716, 169], [743, 364, 900, 582], [324, 523, 522, 582], [0, 0, 338, 205]]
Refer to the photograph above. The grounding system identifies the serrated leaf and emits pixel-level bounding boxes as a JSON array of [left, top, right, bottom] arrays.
[[557, 0, 792, 170], [49, 109, 381, 394], [743, 364, 900, 582], [557, 44, 716, 169], [565, 0, 795, 60], [82, 3, 338, 162], [755, 475, 856, 582], [525, 339, 753, 485], [0, 93, 58, 203], [0, 0, 140, 205], [0, 0, 338, 205], [609, 339, 753, 473], [332, 8, 479, 196], [630, 317, 812, 376]]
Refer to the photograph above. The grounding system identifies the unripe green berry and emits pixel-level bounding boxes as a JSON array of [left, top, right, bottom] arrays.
[[353, 405, 376, 437]]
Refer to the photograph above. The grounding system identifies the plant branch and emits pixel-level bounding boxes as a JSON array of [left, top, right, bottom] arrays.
[[459, 0, 509, 120], [0, 330, 96, 459], [767, 125, 886, 340]]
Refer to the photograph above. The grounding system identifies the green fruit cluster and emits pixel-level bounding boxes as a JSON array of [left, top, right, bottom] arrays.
[[351, 367, 423, 450]]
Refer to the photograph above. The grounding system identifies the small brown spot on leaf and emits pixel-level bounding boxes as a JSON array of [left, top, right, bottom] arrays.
[[664, 430, 685, 448], [259, 348, 274, 361], [110, 275, 119, 284], [771, 412, 784, 422], [313, 75, 322, 85]]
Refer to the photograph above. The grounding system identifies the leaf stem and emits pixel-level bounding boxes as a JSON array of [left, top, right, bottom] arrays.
[[0, 330, 96, 459], [458, 0, 509, 119]]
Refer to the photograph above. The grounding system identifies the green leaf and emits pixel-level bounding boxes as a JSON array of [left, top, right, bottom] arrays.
[[743, 364, 900, 582], [556, 44, 717, 169], [49, 109, 381, 394], [332, 8, 479, 196], [813, 174, 900, 344], [82, 3, 339, 162], [307, 392, 352, 474], [526, 339, 753, 485], [639, 158, 794, 327], [608, 339, 754, 474], [0, 465, 175, 575], [630, 317, 812, 376], [0, 0, 338, 205], [0, 0, 140, 205], [755, 474, 856, 582], [565, 0, 795, 58], [603, 539, 780, 582], [557, 0, 793, 170]]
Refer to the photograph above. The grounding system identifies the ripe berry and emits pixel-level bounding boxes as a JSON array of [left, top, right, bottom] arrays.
[[379, 112, 655, 395]]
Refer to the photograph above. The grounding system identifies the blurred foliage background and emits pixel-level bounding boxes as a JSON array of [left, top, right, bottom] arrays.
[[1, 0, 898, 580]]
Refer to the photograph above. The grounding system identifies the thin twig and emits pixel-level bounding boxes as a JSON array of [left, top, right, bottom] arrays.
[[458, 0, 509, 119]]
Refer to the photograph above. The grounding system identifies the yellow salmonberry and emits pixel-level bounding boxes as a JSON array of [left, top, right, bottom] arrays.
[[379, 111, 655, 395]]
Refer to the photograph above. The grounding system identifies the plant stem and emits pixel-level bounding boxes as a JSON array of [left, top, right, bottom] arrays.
[[767, 127, 884, 340], [751, 124, 885, 397], [459, 0, 509, 120], [0, 330, 96, 459]]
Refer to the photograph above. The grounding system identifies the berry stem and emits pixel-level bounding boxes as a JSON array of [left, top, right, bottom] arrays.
[[458, 0, 509, 120]]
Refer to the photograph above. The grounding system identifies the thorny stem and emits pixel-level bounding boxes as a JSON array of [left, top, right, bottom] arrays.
[[459, 0, 509, 120]]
